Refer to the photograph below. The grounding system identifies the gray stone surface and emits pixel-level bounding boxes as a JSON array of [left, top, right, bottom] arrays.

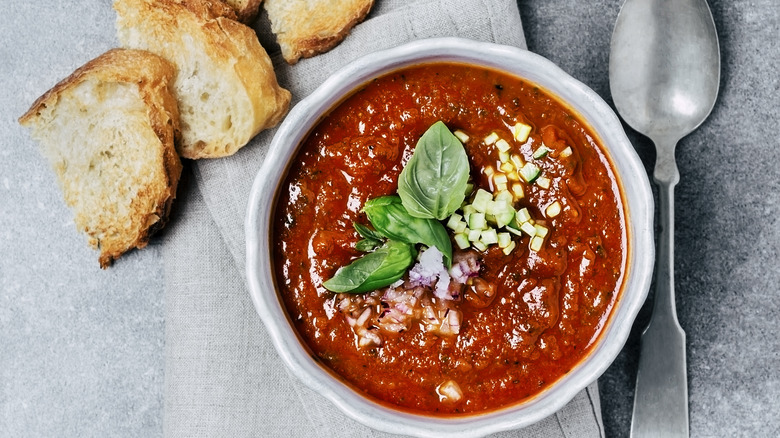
[[1, 0, 777, 437], [0, 2, 164, 437]]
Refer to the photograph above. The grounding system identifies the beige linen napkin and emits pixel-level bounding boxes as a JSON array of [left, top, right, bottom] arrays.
[[162, 0, 605, 436]]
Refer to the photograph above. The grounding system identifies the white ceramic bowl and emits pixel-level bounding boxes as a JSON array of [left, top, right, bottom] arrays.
[[246, 37, 654, 437]]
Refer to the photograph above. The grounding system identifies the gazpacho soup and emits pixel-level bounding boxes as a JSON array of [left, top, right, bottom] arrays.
[[273, 63, 626, 414]]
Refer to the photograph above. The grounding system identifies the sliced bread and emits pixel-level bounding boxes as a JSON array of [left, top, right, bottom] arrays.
[[19, 48, 182, 268], [114, 0, 291, 159], [264, 0, 374, 64]]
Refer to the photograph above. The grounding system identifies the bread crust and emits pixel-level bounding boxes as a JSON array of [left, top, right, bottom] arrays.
[[223, 0, 262, 23], [20, 48, 182, 268], [115, 0, 291, 159], [264, 0, 374, 64]]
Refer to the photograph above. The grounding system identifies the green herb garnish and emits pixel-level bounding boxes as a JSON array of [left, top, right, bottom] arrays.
[[323, 121, 469, 293], [322, 240, 414, 293], [398, 121, 470, 221], [353, 223, 384, 252], [363, 195, 452, 266]]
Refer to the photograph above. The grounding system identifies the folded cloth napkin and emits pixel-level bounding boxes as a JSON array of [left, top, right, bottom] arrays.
[[162, 0, 606, 436]]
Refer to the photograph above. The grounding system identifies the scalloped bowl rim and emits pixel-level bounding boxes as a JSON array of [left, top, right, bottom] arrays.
[[246, 37, 653, 438]]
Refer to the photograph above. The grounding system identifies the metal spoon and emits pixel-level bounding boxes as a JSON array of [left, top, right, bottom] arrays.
[[609, 0, 720, 436]]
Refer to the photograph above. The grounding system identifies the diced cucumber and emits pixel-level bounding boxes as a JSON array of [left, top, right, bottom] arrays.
[[495, 211, 514, 228], [487, 198, 513, 216], [520, 221, 537, 237], [490, 200, 515, 228], [560, 146, 573, 158], [484, 132, 499, 145], [495, 190, 514, 204], [485, 199, 498, 215], [502, 241, 517, 255], [506, 225, 523, 236], [493, 173, 508, 191], [480, 229, 499, 245], [454, 130, 470, 143], [512, 122, 532, 143], [472, 189, 492, 212], [496, 139, 511, 153], [511, 154, 525, 169], [497, 232, 512, 248], [519, 163, 541, 183], [511, 183, 524, 199], [530, 235, 544, 252], [446, 213, 463, 230], [533, 145, 551, 159], [516, 207, 532, 224], [499, 150, 510, 164], [439, 145, 552, 254], [468, 212, 487, 230], [454, 233, 471, 250]]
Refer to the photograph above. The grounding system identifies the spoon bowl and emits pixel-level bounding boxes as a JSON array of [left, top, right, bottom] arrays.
[[610, 0, 720, 145]]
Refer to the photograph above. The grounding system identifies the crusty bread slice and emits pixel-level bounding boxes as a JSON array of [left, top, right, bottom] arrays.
[[223, 0, 262, 23], [114, 0, 291, 159], [264, 0, 374, 64], [19, 48, 182, 268]]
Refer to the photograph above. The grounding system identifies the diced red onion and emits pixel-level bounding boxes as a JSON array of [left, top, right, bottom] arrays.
[[450, 250, 481, 284], [409, 247, 451, 291], [337, 249, 482, 347], [356, 307, 371, 327]]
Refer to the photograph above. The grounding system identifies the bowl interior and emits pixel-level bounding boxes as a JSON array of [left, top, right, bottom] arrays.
[[245, 37, 653, 438]]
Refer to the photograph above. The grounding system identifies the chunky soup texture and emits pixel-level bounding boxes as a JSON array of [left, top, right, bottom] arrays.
[[273, 63, 626, 414]]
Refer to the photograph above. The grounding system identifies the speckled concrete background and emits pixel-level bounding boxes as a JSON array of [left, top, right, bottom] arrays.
[[1, 0, 777, 436]]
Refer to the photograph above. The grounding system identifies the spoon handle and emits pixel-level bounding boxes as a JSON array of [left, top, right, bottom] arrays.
[[631, 142, 688, 437]]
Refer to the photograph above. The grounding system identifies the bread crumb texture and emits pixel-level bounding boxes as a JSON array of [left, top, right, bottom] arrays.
[[19, 49, 183, 268], [114, 0, 291, 159], [264, 0, 374, 64]]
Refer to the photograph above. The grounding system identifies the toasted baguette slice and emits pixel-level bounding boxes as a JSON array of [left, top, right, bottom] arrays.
[[19, 48, 182, 268], [223, 0, 262, 23], [115, 0, 291, 159], [264, 0, 374, 64]]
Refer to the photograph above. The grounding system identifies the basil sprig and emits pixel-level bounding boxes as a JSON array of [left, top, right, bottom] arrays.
[[363, 195, 452, 266], [322, 121, 470, 294], [398, 121, 470, 221], [353, 223, 383, 252], [322, 240, 414, 293]]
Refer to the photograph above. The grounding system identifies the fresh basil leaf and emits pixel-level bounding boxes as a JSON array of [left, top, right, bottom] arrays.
[[398, 121, 470, 220], [322, 240, 413, 293], [355, 238, 381, 252], [354, 222, 385, 241], [363, 195, 452, 266], [353, 222, 384, 252]]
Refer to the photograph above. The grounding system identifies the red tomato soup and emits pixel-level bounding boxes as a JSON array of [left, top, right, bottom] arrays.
[[273, 63, 626, 414]]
